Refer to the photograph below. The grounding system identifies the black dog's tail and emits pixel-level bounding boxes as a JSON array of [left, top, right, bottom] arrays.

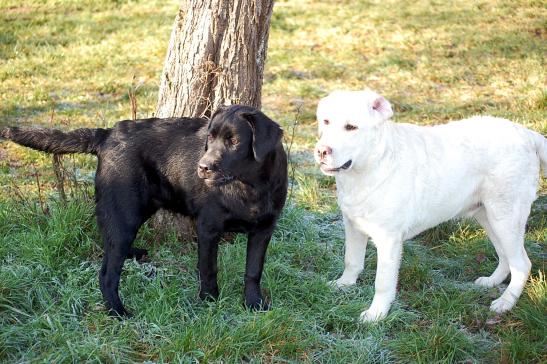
[[0, 126, 110, 155]]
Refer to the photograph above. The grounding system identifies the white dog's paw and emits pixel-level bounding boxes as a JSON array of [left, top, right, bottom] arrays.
[[474, 276, 497, 288], [328, 277, 356, 289], [490, 297, 515, 313], [359, 306, 388, 323]]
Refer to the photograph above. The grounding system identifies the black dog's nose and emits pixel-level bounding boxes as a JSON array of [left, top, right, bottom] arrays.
[[198, 163, 210, 173], [198, 163, 215, 179]]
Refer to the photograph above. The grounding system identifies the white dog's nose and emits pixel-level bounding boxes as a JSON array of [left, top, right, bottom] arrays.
[[316, 145, 332, 160]]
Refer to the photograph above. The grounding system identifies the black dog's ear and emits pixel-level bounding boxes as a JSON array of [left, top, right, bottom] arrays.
[[241, 110, 283, 163]]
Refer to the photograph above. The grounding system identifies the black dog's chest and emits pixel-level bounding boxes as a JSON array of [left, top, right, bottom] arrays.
[[223, 213, 276, 233], [220, 192, 276, 233]]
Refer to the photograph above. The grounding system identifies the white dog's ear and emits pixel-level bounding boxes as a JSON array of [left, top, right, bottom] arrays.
[[371, 95, 393, 121]]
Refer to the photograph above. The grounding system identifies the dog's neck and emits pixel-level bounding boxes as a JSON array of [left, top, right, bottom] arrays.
[[351, 121, 397, 171]]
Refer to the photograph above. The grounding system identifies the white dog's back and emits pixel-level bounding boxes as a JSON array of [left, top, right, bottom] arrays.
[[436, 116, 547, 176], [431, 117, 541, 231]]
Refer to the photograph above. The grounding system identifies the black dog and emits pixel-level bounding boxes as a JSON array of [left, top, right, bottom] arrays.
[[1, 105, 288, 316]]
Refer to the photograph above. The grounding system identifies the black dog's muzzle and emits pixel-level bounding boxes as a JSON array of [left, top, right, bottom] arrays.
[[197, 163, 234, 186]]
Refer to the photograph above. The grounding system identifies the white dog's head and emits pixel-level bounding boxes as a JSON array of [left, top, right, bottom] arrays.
[[314, 90, 393, 176]]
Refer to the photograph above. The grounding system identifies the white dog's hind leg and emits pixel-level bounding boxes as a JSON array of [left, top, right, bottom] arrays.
[[474, 208, 510, 287], [483, 205, 531, 313], [331, 214, 369, 288], [360, 236, 403, 322], [491, 244, 531, 313], [491, 244, 530, 313]]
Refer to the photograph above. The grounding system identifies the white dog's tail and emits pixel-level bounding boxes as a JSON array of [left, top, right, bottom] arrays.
[[532, 130, 547, 177]]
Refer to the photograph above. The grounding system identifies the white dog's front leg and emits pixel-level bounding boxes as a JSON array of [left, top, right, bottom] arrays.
[[360, 237, 403, 322], [331, 214, 369, 288]]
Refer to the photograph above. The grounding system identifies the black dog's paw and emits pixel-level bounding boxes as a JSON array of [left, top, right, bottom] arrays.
[[199, 286, 219, 301], [107, 306, 132, 319], [127, 247, 149, 262], [245, 296, 271, 311]]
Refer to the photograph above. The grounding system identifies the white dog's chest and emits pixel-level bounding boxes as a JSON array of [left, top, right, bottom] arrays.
[[338, 190, 404, 240], [353, 216, 396, 242]]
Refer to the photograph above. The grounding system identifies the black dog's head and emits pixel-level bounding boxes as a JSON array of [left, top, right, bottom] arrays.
[[197, 105, 283, 187]]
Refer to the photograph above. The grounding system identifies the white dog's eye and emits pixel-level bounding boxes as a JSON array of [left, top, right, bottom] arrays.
[[345, 124, 358, 131], [323, 119, 330, 125]]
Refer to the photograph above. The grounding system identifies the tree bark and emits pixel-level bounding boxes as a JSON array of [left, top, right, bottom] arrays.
[[156, 0, 273, 118], [152, 0, 274, 241]]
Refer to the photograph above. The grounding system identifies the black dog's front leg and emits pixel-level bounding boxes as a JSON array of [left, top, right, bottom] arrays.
[[196, 217, 221, 301], [244, 228, 274, 310]]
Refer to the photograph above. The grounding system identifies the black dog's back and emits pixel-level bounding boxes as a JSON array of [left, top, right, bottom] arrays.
[[95, 117, 211, 216], [0, 116, 207, 157], [1, 117, 210, 212]]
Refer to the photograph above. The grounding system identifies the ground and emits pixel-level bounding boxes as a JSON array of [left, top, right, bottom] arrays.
[[0, 0, 545, 362]]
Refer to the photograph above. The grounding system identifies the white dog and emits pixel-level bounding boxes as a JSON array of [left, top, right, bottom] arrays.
[[314, 90, 546, 322]]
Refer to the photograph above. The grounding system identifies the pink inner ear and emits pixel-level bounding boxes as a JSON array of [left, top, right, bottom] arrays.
[[372, 97, 385, 112]]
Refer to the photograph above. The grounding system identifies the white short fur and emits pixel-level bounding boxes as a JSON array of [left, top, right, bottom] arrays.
[[314, 90, 547, 322]]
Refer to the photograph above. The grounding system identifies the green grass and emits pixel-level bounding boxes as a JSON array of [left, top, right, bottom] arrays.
[[1, 0, 546, 362]]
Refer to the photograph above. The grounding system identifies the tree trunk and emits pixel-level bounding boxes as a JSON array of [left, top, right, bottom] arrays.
[[152, 0, 274, 241]]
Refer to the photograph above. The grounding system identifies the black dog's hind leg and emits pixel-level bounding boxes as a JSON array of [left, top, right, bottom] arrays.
[[126, 247, 148, 261], [244, 227, 274, 310], [196, 216, 222, 301], [97, 202, 142, 317]]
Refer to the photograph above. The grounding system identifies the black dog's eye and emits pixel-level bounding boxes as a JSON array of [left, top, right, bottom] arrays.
[[323, 119, 330, 125], [344, 124, 358, 131], [225, 135, 239, 147]]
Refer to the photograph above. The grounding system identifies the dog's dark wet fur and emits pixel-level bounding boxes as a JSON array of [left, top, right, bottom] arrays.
[[1, 105, 288, 316]]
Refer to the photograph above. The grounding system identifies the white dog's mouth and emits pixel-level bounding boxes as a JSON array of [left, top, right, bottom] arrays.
[[320, 160, 352, 174]]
